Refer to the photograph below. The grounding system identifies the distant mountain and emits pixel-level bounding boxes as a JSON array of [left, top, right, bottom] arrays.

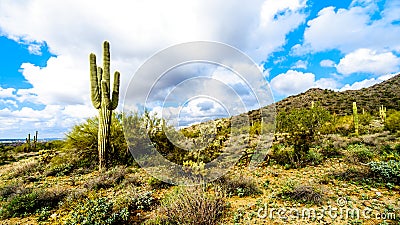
[[274, 74, 400, 116]]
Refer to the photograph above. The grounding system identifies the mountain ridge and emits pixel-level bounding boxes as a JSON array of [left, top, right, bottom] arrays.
[[274, 73, 400, 115]]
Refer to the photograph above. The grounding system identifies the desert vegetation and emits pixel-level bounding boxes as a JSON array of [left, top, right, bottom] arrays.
[[0, 43, 399, 224], [1, 100, 399, 224]]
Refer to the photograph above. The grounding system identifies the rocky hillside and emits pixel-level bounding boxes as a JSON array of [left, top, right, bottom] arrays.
[[274, 74, 400, 116]]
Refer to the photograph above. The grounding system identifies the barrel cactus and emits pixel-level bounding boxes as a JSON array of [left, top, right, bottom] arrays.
[[89, 41, 120, 170]]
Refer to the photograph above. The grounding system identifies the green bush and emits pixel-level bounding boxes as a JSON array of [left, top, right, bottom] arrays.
[[64, 197, 129, 225], [346, 144, 375, 163], [113, 188, 155, 218], [359, 112, 373, 126], [147, 177, 171, 189], [276, 105, 331, 161], [333, 115, 354, 136], [305, 149, 323, 165], [368, 160, 400, 184], [270, 144, 295, 166], [0, 188, 66, 219], [385, 110, 400, 133], [319, 140, 342, 158], [63, 113, 131, 169]]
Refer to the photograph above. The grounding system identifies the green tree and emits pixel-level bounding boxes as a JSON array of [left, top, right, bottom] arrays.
[[384, 110, 400, 133], [277, 106, 331, 163], [65, 113, 130, 168]]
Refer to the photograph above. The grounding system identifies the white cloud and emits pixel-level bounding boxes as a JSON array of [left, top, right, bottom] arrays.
[[0, 0, 308, 137], [0, 87, 16, 98], [20, 55, 89, 105], [295, 2, 400, 54], [314, 78, 339, 90], [336, 48, 400, 75], [291, 60, 308, 69], [271, 70, 342, 97], [320, 59, 335, 67], [0, 104, 93, 138], [339, 73, 397, 91], [270, 70, 315, 96], [27, 43, 43, 55]]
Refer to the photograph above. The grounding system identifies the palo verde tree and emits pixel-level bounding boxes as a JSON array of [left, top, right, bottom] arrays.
[[277, 104, 331, 163], [90, 41, 120, 170]]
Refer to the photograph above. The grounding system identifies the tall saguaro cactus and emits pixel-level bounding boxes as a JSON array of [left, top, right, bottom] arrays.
[[353, 102, 359, 136], [379, 105, 387, 122], [90, 41, 120, 170]]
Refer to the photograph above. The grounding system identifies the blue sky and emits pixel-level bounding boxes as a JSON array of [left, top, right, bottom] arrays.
[[0, 0, 399, 138]]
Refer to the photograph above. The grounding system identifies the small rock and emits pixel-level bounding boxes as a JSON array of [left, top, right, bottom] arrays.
[[362, 201, 372, 208]]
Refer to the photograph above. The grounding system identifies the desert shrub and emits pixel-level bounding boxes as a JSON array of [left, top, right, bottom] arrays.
[[113, 187, 155, 221], [279, 179, 323, 204], [64, 113, 131, 169], [346, 144, 375, 163], [395, 144, 400, 153], [319, 139, 342, 158], [289, 185, 323, 204], [385, 110, 400, 133], [147, 177, 171, 189], [8, 158, 40, 178], [214, 174, 261, 197], [0, 188, 66, 219], [181, 128, 200, 138], [0, 146, 15, 165], [334, 115, 354, 136], [64, 197, 129, 225], [332, 167, 371, 182], [84, 166, 126, 190], [0, 181, 25, 200], [359, 112, 373, 126], [158, 186, 226, 225], [270, 144, 297, 167], [276, 105, 331, 162], [305, 148, 323, 165], [130, 191, 154, 211], [45, 162, 74, 177], [368, 160, 400, 184]]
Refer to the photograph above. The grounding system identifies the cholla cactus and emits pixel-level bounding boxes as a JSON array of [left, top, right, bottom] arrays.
[[379, 105, 386, 122], [90, 41, 120, 170], [353, 102, 359, 136]]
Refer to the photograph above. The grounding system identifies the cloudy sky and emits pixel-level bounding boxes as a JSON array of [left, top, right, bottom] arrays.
[[0, 0, 399, 138]]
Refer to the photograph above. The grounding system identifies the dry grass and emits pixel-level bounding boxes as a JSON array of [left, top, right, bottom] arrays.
[[156, 186, 226, 225]]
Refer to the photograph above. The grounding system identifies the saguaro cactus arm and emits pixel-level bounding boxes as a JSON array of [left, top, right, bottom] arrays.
[[90, 54, 101, 109], [111, 71, 120, 110]]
